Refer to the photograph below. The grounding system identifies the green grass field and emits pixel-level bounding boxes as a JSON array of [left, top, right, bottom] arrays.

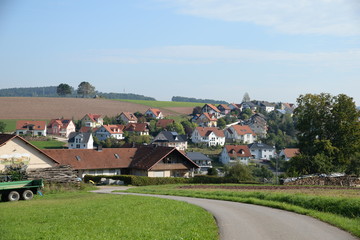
[[0, 192, 218, 240], [30, 140, 67, 149], [124, 184, 360, 238], [117, 99, 202, 108]]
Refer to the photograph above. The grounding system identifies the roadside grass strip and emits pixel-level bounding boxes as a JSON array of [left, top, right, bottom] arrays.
[[123, 185, 360, 238], [0, 192, 218, 240]]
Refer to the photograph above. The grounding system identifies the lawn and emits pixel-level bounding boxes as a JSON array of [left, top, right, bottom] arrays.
[[123, 184, 360, 238], [117, 99, 202, 108], [29, 140, 67, 149], [0, 191, 218, 240]]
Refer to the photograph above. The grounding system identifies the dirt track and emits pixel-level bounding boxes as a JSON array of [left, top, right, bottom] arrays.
[[0, 97, 192, 120]]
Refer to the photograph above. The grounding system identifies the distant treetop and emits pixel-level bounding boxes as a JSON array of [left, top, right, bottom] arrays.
[[172, 96, 228, 104]]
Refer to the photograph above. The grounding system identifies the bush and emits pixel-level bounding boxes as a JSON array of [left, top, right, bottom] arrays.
[[84, 175, 189, 186]]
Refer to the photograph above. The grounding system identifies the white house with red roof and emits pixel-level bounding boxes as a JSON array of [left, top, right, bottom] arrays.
[[118, 112, 137, 124], [279, 148, 300, 161], [15, 120, 47, 136], [81, 114, 103, 128], [47, 119, 75, 138], [225, 125, 257, 144], [145, 108, 163, 119], [194, 113, 218, 127], [220, 145, 252, 165], [191, 127, 225, 147], [217, 104, 231, 115], [94, 124, 125, 141], [201, 104, 221, 118]]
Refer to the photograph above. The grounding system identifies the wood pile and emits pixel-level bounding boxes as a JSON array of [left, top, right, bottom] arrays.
[[284, 175, 360, 187], [27, 165, 79, 183]]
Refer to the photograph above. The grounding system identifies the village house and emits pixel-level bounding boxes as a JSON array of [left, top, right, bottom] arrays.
[[68, 132, 94, 149], [145, 108, 163, 119], [194, 113, 218, 127], [201, 104, 221, 118], [156, 119, 175, 129], [186, 152, 212, 174], [245, 113, 268, 138], [94, 124, 125, 141], [15, 120, 47, 137], [47, 119, 76, 138], [152, 131, 187, 150], [0, 134, 59, 171], [123, 123, 149, 135], [259, 101, 276, 113], [241, 102, 258, 111], [279, 148, 300, 161], [81, 114, 103, 128], [118, 112, 137, 124], [219, 145, 252, 165], [191, 127, 225, 147], [217, 104, 231, 115], [43, 145, 199, 178], [225, 125, 257, 144], [228, 103, 242, 112], [248, 142, 276, 161]]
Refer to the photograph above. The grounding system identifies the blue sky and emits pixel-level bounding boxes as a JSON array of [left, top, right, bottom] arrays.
[[0, 0, 359, 104]]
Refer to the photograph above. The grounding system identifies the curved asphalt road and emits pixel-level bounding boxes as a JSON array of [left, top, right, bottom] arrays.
[[91, 186, 358, 240]]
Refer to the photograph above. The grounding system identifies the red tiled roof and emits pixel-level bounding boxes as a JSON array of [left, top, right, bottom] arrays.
[[231, 125, 256, 136], [121, 112, 137, 121], [218, 104, 231, 110], [43, 148, 136, 170], [124, 123, 148, 132], [146, 108, 162, 117], [202, 113, 217, 121], [86, 114, 102, 122], [16, 120, 47, 131], [195, 127, 225, 137], [224, 145, 251, 158], [283, 148, 300, 158], [0, 134, 59, 164], [156, 119, 175, 128], [204, 104, 220, 113], [102, 124, 124, 134], [48, 119, 73, 128], [79, 127, 97, 133], [43, 146, 199, 171]]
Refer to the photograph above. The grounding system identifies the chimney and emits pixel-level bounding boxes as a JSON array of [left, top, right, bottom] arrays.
[[97, 145, 103, 152]]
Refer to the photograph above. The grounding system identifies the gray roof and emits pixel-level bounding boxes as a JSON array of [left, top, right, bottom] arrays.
[[152, 131, 187, 143], [248, 142, 274, 150], [68, 132, 92, 144], [186, 152, 212, 161]]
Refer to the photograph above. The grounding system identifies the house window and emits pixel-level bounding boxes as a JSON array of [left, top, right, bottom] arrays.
[[114, 154, 120, 159], [76, 144, 80, 148]]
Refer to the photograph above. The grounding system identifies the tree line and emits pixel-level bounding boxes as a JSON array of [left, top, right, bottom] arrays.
[[172, 96, 228, 104], [0, 83, 155, 100]]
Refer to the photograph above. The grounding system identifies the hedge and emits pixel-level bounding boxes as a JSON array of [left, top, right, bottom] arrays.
[[84, 175, 261, 186]]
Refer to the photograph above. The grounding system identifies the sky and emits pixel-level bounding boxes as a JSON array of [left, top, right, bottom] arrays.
[[0, 0, 359, 105]]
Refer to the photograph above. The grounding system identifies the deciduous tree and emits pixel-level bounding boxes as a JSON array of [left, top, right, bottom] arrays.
[[77, 81, 95, 98], [56, 83, 72, 96]]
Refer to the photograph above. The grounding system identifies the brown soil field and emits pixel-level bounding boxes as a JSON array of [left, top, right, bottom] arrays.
[[0, 97, 190, 120]]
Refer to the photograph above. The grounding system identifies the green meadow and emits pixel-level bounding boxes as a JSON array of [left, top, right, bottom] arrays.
[[0, 191, 218, 240]]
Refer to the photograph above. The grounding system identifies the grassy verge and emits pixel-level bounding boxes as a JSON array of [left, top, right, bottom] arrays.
[[117, 99, 201, 108], [122, 184, 360, 238], [0, 191, 218, 240], [29, 139, 67, 149]]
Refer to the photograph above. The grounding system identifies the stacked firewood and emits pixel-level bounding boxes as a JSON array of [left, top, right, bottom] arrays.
[[284, 175, 360, 187], [27, 165, 79, 183]]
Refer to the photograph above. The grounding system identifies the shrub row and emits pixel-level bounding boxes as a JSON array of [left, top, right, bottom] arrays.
[[83, 175, 260, 186]]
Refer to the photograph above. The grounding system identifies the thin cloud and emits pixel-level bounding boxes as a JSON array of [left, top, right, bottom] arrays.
[[83, 45, 360, 68], [160, 0, 360, 36]]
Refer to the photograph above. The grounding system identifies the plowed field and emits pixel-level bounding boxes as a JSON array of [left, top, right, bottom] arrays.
[[0, 97, 190, 120]]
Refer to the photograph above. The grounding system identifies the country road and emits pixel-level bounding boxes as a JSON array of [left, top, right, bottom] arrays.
[[91, 186, 358, 240]]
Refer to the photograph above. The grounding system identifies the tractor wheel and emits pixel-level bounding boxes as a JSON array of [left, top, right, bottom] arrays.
[[22, 190, 34, 200], [8, 191, 20, 201]]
